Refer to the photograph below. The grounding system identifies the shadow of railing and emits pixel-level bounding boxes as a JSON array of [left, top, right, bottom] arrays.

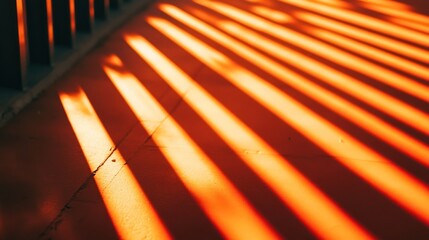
[[3, 0, 428, 239]]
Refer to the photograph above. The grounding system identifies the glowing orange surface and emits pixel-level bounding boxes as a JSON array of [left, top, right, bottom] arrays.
[[296, 12, 429, 64], [309, 28, 429, 82], [357, 0, 412, 10], [250, 6, 293, 23], [194, 1, 429, 134], [59, 89, 171, 240], [390, 18, 429, 34], [280, 0, 429, 47], [188, 2, 429, 133], [104, 59, 281, 240], [147, 15, 429, 226], [312, 0, 351, 8], [363, 3, 429, 25], [310, 27, 429, 91], [165, 4, 429, 168], [125, 33, 374, 240]]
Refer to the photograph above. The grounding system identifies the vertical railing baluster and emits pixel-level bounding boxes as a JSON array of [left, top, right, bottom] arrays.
[[94, 0, 109, 20], [0, 0, 28, 90], [110, 0, 123, 9], [75, 0, 95, 32], [25, 0, 54, 65], [52, 0, 76, 48]]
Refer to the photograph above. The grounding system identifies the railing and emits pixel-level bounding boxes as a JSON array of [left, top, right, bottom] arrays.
[[0, 0, 153, 125]]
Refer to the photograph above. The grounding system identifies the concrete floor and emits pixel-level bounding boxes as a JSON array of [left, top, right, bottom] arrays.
[[1, 0, 428, 239]]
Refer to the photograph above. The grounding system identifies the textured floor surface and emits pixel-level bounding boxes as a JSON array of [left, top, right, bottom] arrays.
[[1, 0, 428, 239]]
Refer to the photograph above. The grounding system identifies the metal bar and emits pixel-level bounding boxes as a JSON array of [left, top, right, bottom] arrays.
[[52, 0, 76, 47], [94, 0, 109, 20], [25, 0, 54, 65], [110, 0, 123, 9], [75, 0, 94, 32], [0, 0, 28, 89]]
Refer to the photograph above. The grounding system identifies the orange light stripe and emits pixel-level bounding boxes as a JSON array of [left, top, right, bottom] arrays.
[[177, 5, 429, 134], [390, 18, 429, 34], [125, 34, 374, 240], [187, 3, 429, 134], [59, 89, 171, 240], [89, 0, 94, 20], [309, 28, 429, 82], [69, 0, 76, 34], [296, 12, 429, 64], [147, 16, 429, 225], [362, 3, 429, 26], [163, 5, 429, 167], [357, 0, 412, 10], [196, 1, 429, 100], [279, 0, 429, 47], [88, 0, 95, 18], [313, 0, 351, 8], [16, 0, 26, 68], [104, 60, 281, 240], [46, 0, 54, 46], [250, 6, 293, 23]]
